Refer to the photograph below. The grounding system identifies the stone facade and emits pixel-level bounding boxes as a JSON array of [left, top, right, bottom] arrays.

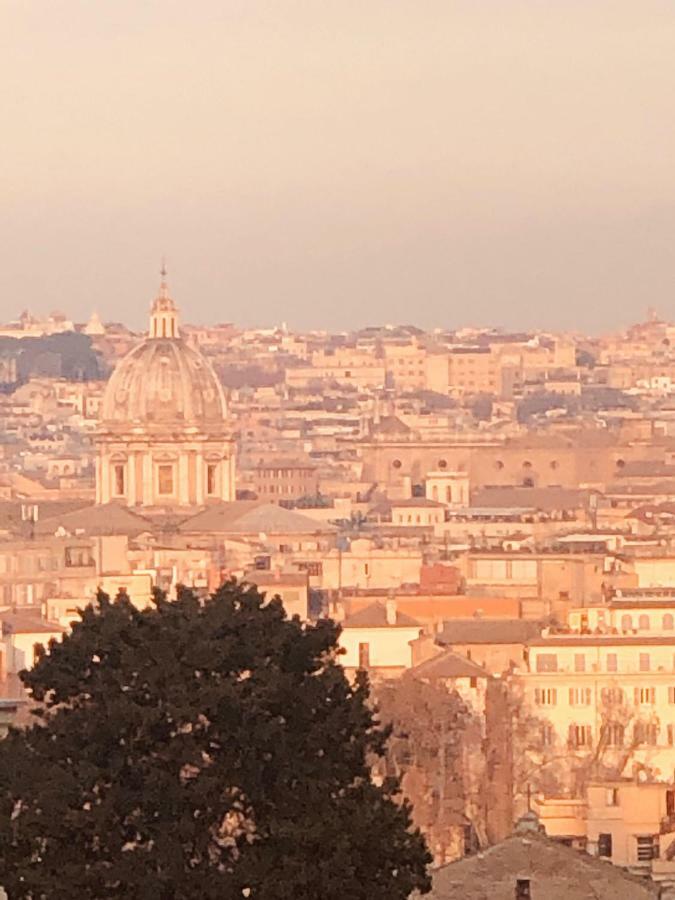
[[96, 275, 235, 509]]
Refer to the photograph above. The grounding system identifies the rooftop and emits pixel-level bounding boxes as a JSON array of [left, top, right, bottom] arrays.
[[342, 602, 422, 629], [424, 828, 657, 899]]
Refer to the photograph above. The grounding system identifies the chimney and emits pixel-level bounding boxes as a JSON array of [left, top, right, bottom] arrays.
[[385, 598, 397, 626]]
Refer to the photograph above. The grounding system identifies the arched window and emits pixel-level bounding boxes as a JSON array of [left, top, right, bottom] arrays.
[[664, 614, 674, 631], [638, 614, 650, 631], [620, 614, 633, 632], [446, 486, 452, 503], [431, 485, 438, 501]]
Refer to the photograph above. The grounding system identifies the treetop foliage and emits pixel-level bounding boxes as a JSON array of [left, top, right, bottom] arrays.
[[0, 582, 430, 900]]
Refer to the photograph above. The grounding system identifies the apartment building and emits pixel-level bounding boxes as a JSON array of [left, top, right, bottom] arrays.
[[250, 458, 319, 504], [520, 630, 675, 780]]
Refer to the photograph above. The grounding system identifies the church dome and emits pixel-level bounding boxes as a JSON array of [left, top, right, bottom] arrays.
[[100, 274, 226, 430]]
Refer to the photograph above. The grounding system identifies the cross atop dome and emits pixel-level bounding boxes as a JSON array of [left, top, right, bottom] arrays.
[[149, 261, 179, 339]]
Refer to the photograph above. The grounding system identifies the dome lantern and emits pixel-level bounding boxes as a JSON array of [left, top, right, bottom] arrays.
[[149, 264, 179, 339]]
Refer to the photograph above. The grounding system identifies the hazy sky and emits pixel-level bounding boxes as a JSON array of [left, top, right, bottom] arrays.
[[2, 1, 675, 333]]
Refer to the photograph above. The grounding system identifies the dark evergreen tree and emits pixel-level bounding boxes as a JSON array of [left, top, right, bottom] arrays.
[[0, 583, 430, 899]]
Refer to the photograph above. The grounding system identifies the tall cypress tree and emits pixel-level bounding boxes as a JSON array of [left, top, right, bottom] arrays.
[[0, 583, 431, 899]]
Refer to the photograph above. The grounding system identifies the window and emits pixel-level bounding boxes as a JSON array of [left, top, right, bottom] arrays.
[[157, 464, 174, 495], [392, 459, 402, 469], [669, 687, 675, 705], [634, 722, 659, 745], [206, 464, 217, 496], [297, 561, 322, 577], [601, 686, 624, 705], [668, 724, 674, 747], [606, 787, 619, 806], [636, 835, 658, 862], [640, 653, 651, 672], [598, 833, 613, 858], [438, 459, 447, 469], [605, 723, 624, 747], [534, 688, 557, 706], [541, 723, 556, 746], [569, 687, 592, 706], [113, 463, 125, 496], [536, 653, 558, 673], [621, 615, 633, 632], [516, 880, 531, 900], [574, 654, 586, 673], [664, 614, 675, 631], [358, 643, 370, 669], [606, 653, 618, 673], [635, 687, 656, 705], [639, 614, 650, 631], [568, 724, 592, 749]]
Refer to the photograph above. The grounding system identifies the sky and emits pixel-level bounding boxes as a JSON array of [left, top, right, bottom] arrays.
[[2, 0, 675, 333]]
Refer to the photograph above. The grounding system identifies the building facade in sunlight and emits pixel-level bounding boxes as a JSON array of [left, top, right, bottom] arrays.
[[95, 272, 235, 508]]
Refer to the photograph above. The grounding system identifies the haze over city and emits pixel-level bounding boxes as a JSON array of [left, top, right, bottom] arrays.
[[6, 4, 675, 899], [3, 0, 675, 332]]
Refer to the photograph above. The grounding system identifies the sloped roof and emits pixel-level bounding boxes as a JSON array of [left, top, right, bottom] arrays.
[[410, 649, 489, 680], [617, 461, 675, 479], [425, 829, 657, 899], [0, 499, 92, 536], [342, 602, 422, 629], [1, 613, 65, 635], [371, 415, 411, 435], [180, 501, 337, 535], [34, 502, 152, 537], [436, 618, 542, 645], [472, 486, 590, 511]]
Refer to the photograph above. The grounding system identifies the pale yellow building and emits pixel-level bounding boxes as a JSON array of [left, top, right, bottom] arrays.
[[339, 599, 423, 675], [520, 631, 675, 781]]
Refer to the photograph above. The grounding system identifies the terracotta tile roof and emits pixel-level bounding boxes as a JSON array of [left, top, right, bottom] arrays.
[[342, 602, 422, 629], [436, 619, 542, 645], [34, 502, 152, 537], [1, 613, 65, 635], [472, 486, 591, 511], [410, 649, 489, 680], [425, 829, 657, 899], [180, 501, 337, 534]]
